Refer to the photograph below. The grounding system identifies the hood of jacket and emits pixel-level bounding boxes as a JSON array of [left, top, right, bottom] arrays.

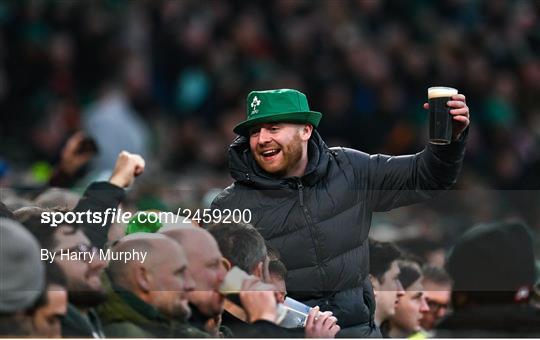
[[228, 130, 332, 189], [436, 304, 540, 337]]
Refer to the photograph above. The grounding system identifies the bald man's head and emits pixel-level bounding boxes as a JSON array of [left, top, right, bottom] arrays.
[[161, 228, 220, 264], [108, 233, 195, 321], [161, 216, 199, 230], [108, 233, 161, 286], [161, 228, 227, 318]]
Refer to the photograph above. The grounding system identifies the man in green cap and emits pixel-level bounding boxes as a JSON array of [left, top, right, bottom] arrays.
[[211, 88, 470, 336]]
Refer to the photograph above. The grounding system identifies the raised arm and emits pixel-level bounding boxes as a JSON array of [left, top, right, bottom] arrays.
[[73, 151, 145, 248], [364, 93, 469, 212]]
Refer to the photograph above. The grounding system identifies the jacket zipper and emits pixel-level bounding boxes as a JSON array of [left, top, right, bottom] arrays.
[[296, 178, 327, 291], [298, 180, 304, 207]]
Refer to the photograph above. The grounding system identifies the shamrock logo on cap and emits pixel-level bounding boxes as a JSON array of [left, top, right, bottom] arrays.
[[233, 89, 322, 136], [250, 96, 261, 116]]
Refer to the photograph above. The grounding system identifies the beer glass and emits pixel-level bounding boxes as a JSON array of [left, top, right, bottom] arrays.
[[428, 86, 458, 145]]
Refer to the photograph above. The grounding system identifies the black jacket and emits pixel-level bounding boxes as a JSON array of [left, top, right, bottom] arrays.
[[212, 130, 467, 331], [435, 304, 540, 337], [221, 310, 300, 338], [188, 304, 234, 337], [62, 304, 105, 338], [73, 181, 126, 249]]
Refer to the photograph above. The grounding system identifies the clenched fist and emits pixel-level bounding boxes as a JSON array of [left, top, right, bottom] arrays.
[[109, 151, 145, 188]]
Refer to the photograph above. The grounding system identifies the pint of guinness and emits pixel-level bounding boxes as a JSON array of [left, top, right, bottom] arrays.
[[428, 86, 458, 145]]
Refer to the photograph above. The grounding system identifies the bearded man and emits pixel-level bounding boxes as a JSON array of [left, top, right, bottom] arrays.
[[211, 88, 469, 336]]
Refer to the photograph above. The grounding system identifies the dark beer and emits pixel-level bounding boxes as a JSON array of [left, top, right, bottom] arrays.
[[428, 86, 458, 145]]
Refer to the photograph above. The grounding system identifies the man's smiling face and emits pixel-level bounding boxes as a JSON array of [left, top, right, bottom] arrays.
[[248, 122, 312, 178]]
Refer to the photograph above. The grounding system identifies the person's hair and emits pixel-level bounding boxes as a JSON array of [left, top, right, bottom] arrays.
[[422, 265, 451, 286], [45, 262, 67, 288], [395, 237, 446, 264], [34, 188, 80, 210], [369, 239, 402, 283], [208, 222, 267, 274], [397, 260, 422, 290], [267, 245, 281, 261], [15, 207, 78, 250], [269, 259, 287, 281]]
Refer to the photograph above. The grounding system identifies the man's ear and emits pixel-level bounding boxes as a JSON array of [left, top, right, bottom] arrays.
[[369, 274, 379, 296], [135, 265, 151, 293], [221, 257, 232, 271], [300, 124, 313, 141], [252, 261, 264, 279]]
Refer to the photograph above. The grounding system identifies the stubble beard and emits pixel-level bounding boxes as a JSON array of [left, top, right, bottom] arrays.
[[257, 134, 304, 178]]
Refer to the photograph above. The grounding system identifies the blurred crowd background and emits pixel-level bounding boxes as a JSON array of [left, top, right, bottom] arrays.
[[0, 0, 539, 261]]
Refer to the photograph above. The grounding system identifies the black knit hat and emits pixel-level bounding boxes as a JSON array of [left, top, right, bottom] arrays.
[[447, 221, 536, 294]]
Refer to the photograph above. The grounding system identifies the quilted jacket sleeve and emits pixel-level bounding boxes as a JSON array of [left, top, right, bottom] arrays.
[[73, 181, 125, 248], [364, 129, 468, 212]]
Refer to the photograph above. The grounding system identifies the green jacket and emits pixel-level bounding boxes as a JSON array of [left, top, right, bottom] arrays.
[[97, 287, 210, 338]]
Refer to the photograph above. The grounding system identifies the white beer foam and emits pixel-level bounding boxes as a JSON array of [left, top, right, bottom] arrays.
[[428, 86, 458, 99]]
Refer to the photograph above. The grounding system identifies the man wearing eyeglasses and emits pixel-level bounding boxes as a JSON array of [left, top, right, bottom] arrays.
[[18, 151, 145, 338], [54, 226, 109, 337], [419, 266, 452, 331]]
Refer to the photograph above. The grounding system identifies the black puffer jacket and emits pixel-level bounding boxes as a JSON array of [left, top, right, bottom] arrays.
[[212, 130, 467, 332]]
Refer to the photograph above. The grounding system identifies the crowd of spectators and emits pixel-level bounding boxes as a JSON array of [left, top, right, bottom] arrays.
[[0, 151, 342, 337], [1, 152, 539, 337], [0, 0, 539, 238]]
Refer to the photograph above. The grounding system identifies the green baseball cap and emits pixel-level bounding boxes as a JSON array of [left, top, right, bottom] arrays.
[[233, 89, 322, 136]]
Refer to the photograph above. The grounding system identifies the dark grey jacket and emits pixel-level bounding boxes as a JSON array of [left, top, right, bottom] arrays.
[[435, 304, 540, 337], [212, 130, 467, 333]]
